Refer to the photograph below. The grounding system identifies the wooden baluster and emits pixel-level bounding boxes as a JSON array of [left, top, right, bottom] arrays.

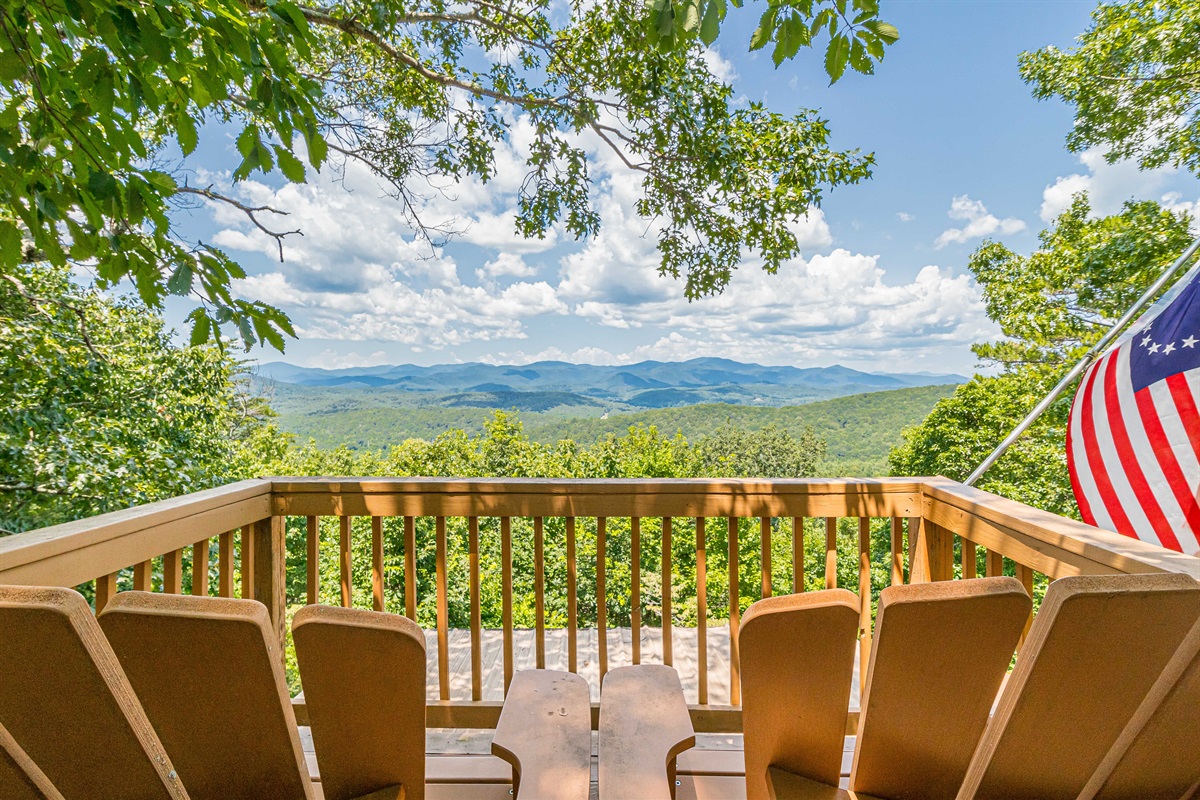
[[1015, 562, 1035, 650], [597, 516, 608, 682], [501, 516, 514, 696], [218, 531, 233, 597], [567, 516, 577, 674], [890, 517, 904, 586], [662, 516, 673, 667], [534, 517, 546, 670], [191, 539, 209, 597], [469, 517, 483, 701], [241, 524, 255, 600], [906, 516, 920, 577], [404, 516, 417, 620], [435, 517, 450, 700], [962, 539, 978, 579], [631, 517, 642, 665], [339, 516, 351, 608], [728, 516, 740, 706], [306, 516, 319, 605], [696, 517, 708, 705], [985, 548, 1003, 578], [858, 518, 872, 697], [824, 517, 838, 589], [792, 516, 804, 594], [163, 550, 183, 595], [133, 560, 152, 592], [371, 516, 384, 612], [95, 572, 118, 613], [760, 516, 772, 599]]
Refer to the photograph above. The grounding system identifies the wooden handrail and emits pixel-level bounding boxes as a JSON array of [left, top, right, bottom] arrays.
[[922, 477, 1200, 580], [0, 479, 272, 587]]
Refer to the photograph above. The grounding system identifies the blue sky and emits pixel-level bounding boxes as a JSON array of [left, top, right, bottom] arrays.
[[165, 0, 1198, 375]]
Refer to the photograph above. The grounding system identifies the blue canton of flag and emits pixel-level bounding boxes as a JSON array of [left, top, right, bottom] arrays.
[[1129, 275, 1200, 393]]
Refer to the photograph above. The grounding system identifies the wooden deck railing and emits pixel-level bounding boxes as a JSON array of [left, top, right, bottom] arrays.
[[1, 476, 1196, 733]]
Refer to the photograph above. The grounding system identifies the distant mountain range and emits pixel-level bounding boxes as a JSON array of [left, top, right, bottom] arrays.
[[255, 358, 967, 411]]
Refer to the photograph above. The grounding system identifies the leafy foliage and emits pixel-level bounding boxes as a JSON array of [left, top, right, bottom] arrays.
[[0, 263, 278, 533], [1020, 0, 1200, 174], [890, 196, 1195, 517], [645, 0, 898, 79], [1, 0, 889, 351], [0, 0, 319, 349]]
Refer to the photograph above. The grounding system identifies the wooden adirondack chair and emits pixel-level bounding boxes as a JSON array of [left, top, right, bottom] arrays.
[[291, 604, 427, 800], [0, 585, 188, 800], [849, 577, 1031, 800], [739, 589, 861, 800], [744, 579, 1031, 800], [97, 591, 318, 800], [598, 665, 696, 800], [957, 573, 1200, 800]]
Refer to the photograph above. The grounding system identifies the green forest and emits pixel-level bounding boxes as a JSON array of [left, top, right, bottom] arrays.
[[269, 383, 956, 475]]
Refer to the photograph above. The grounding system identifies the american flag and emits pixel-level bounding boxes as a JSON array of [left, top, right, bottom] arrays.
[[1068, 264, 1200, 555]]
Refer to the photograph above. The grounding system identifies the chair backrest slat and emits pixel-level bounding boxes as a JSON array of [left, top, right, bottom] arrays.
[[851, 577, 1031, 800], [0, 586, 187, 800], [99, 591, 313, 800], [292, 604, 426, 800], [958, 573, 1200, 800], [739, 589, 861, 800]]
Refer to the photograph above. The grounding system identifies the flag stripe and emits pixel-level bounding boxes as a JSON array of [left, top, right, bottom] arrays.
[[1134, 387, 1200, 553], [1068, 366, 1102, 529], [1111, 348, 1189, 549], [1098, 352, 1171, 544], [1168, 371, 1200, 466], [1076, 354, 1135, 536]]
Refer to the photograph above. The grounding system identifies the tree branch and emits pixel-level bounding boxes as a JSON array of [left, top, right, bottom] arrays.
[[175, 185, 302, 261]]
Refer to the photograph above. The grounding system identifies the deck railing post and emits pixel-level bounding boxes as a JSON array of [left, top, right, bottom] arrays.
[[251, 515, 287, 651], [909, 517, 955, 583]]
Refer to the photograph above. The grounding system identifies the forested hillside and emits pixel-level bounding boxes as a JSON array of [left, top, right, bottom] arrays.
[[271, 384, 956, 476]]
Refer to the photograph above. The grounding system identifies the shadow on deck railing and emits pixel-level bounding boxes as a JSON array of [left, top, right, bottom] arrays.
[[1, 477, 1195, 733]]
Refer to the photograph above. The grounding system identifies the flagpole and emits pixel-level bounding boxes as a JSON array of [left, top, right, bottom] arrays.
[[965, 233, 1200, 487]]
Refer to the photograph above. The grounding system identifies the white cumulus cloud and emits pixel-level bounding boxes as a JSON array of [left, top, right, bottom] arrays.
[[1041, 148, 1199, 224], [934, 196, 1026, 249]]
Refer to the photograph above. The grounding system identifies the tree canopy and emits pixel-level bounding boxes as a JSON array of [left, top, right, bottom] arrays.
[[1020, 0, 1200, 174], [890, 196, 1195, 516], [0, 0, 897, 351], [0, 262, 278, 534]]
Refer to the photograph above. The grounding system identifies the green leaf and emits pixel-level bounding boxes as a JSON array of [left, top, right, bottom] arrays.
[[304, 128, 328, 167], [187, 308, 213, 346], [862, 20, 899, 43], [176, 114, 198, 156], [848, 39, 873, 74], [274, 146, 307, 183], [235, 126, 260, 158], [0, 220, 22, 265], [773, 15, 808, 66], [0, 51, 24, 81], [700, 0, 721, 46], [167, 263, 193, 295], [682, 1, 701, 35], [749, 23, 771, 51], [825, 34, 850, 84]]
